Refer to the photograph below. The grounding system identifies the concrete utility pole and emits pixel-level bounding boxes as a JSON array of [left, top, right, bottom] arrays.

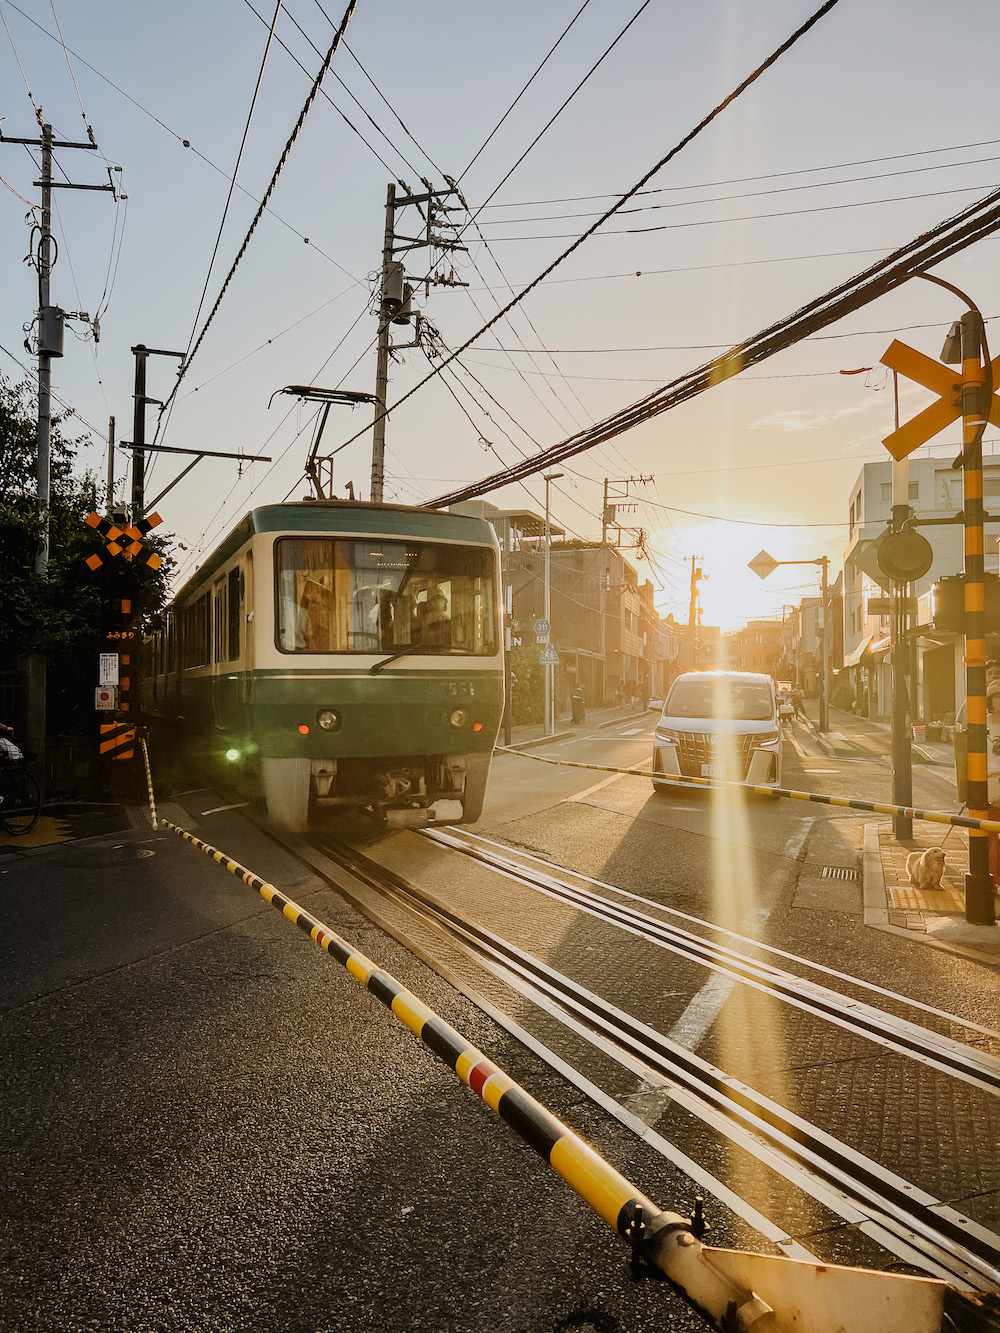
[[688, 557, 703, 667], [1, 120, 107, 777], [370, 179, 468, 503], [371, 184, 396, 504], [35, 122, 54, 576]]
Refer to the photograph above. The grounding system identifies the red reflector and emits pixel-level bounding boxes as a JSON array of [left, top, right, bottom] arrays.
[[473, 722, 483, 732], [298, 724, 310, 735]]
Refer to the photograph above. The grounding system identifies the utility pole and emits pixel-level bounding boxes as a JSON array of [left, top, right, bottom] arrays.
[[106, 416, 116, 510], [35, 122, 54, 576], [370, 179, 468, 502], [371, 184, 397, 504], [127, 346, 185, 518], [688, 557, 703, 668], [1, 120, 110, 779]]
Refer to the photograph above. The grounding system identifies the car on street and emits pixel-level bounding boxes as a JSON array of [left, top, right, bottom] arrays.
[[649, 670, 783, 793]]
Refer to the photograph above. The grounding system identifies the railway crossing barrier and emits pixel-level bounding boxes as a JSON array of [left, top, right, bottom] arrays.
[[494, 746, 1000, 835], [136, 735, 996, 1332]]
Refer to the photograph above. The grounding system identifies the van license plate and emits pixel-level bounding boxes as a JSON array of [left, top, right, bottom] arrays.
[[702, 763, 727, 778]]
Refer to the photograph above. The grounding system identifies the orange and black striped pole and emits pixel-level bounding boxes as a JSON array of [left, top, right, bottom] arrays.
[[959, 311, 995, 925]]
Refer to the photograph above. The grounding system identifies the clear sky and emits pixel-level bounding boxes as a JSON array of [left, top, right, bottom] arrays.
[[2, 0, 999, 628]]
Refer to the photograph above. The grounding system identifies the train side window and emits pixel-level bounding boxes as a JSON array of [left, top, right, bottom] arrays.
[[213, 580, 226, 663], [228, 567, 241, 660]]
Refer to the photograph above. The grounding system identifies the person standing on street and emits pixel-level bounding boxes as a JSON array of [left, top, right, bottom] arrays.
[[791, 686, 807, 720]]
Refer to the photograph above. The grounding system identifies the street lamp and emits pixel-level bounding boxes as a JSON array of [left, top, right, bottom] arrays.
[[749, 550, 830, 732], [543, 471, 563, 736]]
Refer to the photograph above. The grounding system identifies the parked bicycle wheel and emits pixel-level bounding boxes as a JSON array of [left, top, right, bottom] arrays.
[[0, 767, 41, 835]]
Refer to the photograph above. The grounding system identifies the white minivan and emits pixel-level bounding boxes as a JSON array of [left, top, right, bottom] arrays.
[[649, 670, 782, 792]]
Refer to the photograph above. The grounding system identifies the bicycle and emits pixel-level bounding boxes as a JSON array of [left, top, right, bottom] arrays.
[[0, 753, 41, 836]]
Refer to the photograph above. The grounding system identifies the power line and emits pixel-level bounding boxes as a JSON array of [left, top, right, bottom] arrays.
[[161, 0, 358, 419], [329, 0, 842, 466], [479, 150, 1000, 225], [427, 180, 1000, 508], [476, 135, 1000, 210], [0, 1, 362, 283], [184, 0, 284, 372], [458, 0, 594, 182], [478, 181, 993, 242]]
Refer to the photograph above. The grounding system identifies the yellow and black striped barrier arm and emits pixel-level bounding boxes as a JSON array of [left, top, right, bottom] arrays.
[[494, 746, 1000, 835], [137, 744, 659, 1247]]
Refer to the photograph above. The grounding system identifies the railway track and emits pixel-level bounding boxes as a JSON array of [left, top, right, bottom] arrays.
[[308, 826, 1000, 1295]]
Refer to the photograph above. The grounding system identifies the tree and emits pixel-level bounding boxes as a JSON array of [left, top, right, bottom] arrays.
[[0, 374, 171, 735]]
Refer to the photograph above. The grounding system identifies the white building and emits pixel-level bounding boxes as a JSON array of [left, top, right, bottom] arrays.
[[842, 452, 1000, 723]]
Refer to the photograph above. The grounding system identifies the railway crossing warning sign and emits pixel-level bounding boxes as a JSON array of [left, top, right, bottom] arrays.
[[84, 510, 164, 570], [880, 339, 1000, 460]]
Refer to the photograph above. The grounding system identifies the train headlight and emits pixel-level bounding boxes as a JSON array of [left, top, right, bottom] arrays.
[[225, 748, 240, 762], [317, 708, 341, 732], [449, 708, 469, 728]]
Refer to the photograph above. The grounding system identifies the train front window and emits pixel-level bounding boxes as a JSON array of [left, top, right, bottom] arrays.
[[275, 538, 497, 655]]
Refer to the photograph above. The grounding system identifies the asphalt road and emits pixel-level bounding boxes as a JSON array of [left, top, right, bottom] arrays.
[[2, 720, 998, 1332]]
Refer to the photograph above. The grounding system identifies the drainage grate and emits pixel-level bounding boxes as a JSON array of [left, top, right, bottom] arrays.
[[821, 865, 860, 881]]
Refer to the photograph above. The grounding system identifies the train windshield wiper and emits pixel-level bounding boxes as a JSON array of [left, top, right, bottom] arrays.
[[369, 641, 455, 675]]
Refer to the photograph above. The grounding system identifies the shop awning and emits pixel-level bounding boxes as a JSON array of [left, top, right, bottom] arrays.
[[842, 632, 876, 667], [869, 635, 892, 656]]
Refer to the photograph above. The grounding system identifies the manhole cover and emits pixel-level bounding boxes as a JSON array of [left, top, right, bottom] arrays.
[[821, 865, 859, 880]]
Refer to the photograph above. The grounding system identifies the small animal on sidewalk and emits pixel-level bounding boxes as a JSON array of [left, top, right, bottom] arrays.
[[906, 847, 946, 891]]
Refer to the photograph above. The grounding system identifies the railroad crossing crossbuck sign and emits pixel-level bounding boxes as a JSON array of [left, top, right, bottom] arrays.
[[83, 510, 164, 570], [880, 339, 1000, 460]]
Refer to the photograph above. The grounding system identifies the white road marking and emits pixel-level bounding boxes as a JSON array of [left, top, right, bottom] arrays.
[[200, 801, 251, 815], [565, 772, 628, 801], [618, 726, 646, 736], [629, 821, 806, 1123]]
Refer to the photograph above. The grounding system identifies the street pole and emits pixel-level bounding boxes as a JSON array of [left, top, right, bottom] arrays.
[[130, 345, 148, 517], [818, 555, 829, 734], [890, 374, 913, 841], [35, 123, 54, 577], [544, 471, 562, 735], [958, 309, 995, 924], [371, 183, 396, 503]]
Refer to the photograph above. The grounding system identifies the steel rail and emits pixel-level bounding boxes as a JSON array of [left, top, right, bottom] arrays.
[[493, 745, 1000, 833], [457, 828, 1000, 1042], [316, 835, 1000, 1293], [423, 828, 1000, 1098]]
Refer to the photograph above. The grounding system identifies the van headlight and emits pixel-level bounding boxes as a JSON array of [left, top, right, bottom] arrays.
[[655, 727, 680, 742], [317, 709, 341, 731], [758, 732, 779, 746]]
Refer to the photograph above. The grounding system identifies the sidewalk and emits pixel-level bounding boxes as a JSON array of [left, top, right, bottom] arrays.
[[798, 698, 1000, 963], [502, 702, 651, 751]]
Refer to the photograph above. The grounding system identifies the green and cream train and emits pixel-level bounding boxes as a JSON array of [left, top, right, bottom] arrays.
[[142, 501, 504, 830]]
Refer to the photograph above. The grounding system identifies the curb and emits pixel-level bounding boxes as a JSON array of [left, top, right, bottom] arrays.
[[502, 729, 576, 752]]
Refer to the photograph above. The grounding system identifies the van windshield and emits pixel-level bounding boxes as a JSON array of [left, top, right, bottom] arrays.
[[665, 677, 774, 722]]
